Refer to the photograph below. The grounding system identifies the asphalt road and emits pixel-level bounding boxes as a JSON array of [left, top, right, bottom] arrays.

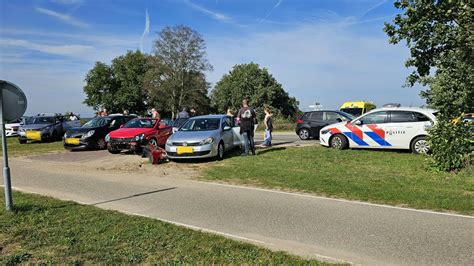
[[2, 133, 473, 265]]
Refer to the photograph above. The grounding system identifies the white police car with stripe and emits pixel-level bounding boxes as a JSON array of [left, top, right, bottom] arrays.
[[319, 107, 437, 154]]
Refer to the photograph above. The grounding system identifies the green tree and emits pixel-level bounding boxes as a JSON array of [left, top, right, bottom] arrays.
[[83, 50, 151, 114], [145, 25, 212, 118], [211, 63, 298, 118], [384, 0, 473, 171]]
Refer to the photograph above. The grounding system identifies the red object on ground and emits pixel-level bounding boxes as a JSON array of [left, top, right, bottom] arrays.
[[145, 143, 167, 164]]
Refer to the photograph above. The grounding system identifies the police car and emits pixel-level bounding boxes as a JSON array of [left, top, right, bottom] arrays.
[[319, 107, 437, 154]]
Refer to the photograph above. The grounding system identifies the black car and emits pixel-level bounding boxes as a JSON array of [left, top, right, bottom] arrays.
[[296, 110, 355, 140], [63, 115, 136, 150]]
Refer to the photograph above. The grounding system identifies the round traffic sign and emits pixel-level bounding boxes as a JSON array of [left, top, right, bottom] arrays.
[[0, 80, 27, 121]]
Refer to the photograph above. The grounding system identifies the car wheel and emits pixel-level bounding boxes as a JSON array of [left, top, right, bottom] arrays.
[[97, 138, 106, 150], [216, 142, 225, 161], [18, 139, 27, 144], [107, 146, 120, 154], [411, 136, 430, 154], [298, 128, 310, 140], [330, 134, 348, 150], [149, 138, 158, 148]]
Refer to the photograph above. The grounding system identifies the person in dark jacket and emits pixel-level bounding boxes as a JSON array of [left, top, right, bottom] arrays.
[[237, 99, 257, 155]]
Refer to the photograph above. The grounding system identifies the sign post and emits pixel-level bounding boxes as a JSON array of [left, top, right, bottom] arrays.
[[0, 80, 27, 211]]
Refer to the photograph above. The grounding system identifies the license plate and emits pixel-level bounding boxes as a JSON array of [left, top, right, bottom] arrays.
[[26, 131, 41, 141], [177, 146, 193, 155], [65, 138, 80, 145]]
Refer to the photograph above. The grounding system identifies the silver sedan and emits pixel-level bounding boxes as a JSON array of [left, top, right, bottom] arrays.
[[165, 115, 243, 160]]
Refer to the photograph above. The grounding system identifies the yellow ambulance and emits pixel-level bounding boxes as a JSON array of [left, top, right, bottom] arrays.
[[340, 101, 376, 117]]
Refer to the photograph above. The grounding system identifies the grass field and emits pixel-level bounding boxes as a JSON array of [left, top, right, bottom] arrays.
[[202, 146, 474, 215], [0, 137, 64, 157], [0, 191, 323, 264]]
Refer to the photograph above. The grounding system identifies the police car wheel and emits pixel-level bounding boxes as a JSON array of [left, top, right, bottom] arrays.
[[411, 136, 430, 154], [298, 128, 310, 140], [330, 134, 348, 150]]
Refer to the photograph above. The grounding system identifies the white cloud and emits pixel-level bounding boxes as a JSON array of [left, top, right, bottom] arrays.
[[140, 8, 150, 53], [35, 7, 89, 28], [0, 38, 93, 57], [184, 0, 231, 22], [50, 0, 84, 5]]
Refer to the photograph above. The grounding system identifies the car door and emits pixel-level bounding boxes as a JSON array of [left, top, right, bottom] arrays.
[[231, 116, 244, 147], [350, 111, 390, 148], [155, 120, 172, 146], [387, 111, 429, 149], [221, 117, 233, 150], [309, 111, 325, 137]]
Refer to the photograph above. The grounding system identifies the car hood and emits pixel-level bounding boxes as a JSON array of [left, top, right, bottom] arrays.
[[67, 127, 97, 134], [20, 124, 52, 130], [321, 121, 348, 130], [169, 130, 219, 143], [109, 128, 153, 138]]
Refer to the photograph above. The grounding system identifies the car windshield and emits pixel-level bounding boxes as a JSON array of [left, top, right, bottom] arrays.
[[173, 118, 188, 128], [340, 108, 363, 117], [124, 119, 157, 128], [339, 112, 356, 121], [27, 116, 55, 124], [180, 118, 220, 131], [82, 117, 110, 128]]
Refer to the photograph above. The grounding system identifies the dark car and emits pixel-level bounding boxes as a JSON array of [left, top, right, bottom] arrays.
[[296, 110, 355, 140], [63, 115, 136, 150], [18, 113, 81, 144]]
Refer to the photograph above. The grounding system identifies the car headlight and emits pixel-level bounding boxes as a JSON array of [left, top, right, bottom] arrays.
[[81, 130, 95, 139], [105, 133, 110, 142], [199, 137, 214, 145], [134, 133, 145, 141], [166, 138, 172, 146], [321, 129, 331, 135]]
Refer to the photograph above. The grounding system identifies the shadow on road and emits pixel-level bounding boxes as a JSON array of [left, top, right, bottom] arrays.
[[91, 187, 177, 206]]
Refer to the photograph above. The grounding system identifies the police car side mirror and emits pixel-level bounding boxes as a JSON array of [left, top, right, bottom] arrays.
[[223, 126, 231, 131], [354, 120, 362, 126]]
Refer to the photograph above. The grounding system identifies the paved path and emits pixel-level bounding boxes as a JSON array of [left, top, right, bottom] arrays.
[[2, 134, 473, 265]]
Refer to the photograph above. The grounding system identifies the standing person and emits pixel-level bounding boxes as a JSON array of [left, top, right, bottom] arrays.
[[177, 107, 190, 119], [190, 107, 197, 117], [237, 99, 257, 156], [261, 107, 273, 147], [101, 108, 108, 117], [123, 110, 129, 115], [151, 108, 160, 119]]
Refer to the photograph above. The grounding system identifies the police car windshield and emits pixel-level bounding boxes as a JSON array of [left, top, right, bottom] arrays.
[[28, 117, 55, 124], [124, 119, 156, 128], [82, 117, 110, 128], [180, 118, 220, 131]]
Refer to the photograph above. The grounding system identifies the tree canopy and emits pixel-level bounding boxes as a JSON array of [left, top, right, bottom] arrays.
[[83, 50, 150, 114], [384, 0, 473, 171], [384, 0, 473, 118], [144, 25, 213, 118], [211, 63, 298, 118]]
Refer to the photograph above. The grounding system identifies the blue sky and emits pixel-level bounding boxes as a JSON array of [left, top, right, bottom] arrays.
[[0, 0, 425, 116]]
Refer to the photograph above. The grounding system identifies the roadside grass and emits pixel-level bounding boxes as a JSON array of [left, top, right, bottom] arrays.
[[0, 137, 64, 157], [202, 146, 474, 215], [0, 191, 323, 264]]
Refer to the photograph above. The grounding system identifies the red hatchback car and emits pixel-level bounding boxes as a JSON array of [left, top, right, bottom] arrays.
[[106, 118, 172, 154]]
